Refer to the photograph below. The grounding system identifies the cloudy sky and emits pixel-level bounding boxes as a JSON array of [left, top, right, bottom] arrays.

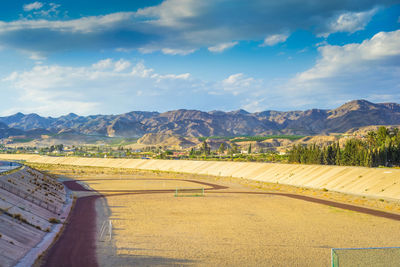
[[0, 0, 399, 116]]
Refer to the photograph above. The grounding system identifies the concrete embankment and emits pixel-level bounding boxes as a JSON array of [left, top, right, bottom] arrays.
[[0, 162, 70, 267], [1, 154, 400, 201]]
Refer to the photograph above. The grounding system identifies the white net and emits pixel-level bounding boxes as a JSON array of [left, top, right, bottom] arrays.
[[332, 247, 400, 267]]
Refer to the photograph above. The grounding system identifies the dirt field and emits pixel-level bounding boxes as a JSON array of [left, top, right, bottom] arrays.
[[36, 170, 398, 266]]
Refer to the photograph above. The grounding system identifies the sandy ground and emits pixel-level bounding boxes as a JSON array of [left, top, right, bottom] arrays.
[[24, 164, 400, 266], [56, 174, 400, 267]]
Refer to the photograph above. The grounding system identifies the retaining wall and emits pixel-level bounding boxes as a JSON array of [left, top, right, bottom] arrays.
[[1, 154, 400, 201]]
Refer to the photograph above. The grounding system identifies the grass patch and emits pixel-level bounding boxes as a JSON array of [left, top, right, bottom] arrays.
[[11, 138, 34, 143]]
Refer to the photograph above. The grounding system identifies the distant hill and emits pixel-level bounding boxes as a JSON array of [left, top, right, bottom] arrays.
[[0, 122, 24, 138], [0, 100, 399, 139], [137, 133, 197, 148]]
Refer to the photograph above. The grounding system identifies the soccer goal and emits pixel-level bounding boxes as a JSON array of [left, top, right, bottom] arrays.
[[99, 220, 112, 242], [331, 246, 400, 267], [174, 187, 205, 197]]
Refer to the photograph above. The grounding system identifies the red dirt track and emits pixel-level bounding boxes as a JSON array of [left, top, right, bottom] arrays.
[[41, 182, 100, 267], [63, 180, 92, 191]]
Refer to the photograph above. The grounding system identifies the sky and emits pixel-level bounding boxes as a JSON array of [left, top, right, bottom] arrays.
[[0, 0, 399, 117]]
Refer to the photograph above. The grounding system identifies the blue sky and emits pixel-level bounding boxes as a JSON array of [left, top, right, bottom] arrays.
[[0, 0, 399, 116]]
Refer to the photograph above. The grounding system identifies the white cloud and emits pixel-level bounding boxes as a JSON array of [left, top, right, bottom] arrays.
[[241, 98, 266, 112], [208, 41, 238, 53], [2, 65, 99, 115], [23, 2, 43, 12], [155, 73, 191, 80], [296, 30, 400, 82], [2, 30, 400, 115], [130, 62, 154, 78], [1, 57, 273, 115], [161, 48, 196, 55], [0, 12, 135, 34], [92, 58, 113, 69], [283, 29, 400, 107], [222, 73, 250, 85], [2, 71, 18, 82], [315, 40, 328, 47], [1, 59, 199, 116], [35, 3, 60, 18], [219, 73, 262, 96], [136, 0, 204, 28], [261, 33, 289, 46], [114, 59, 131, 72], [28, 52, 46, 60], [92, 58, 132, 72], [320, 8, 378, 37], [0, 1, 391, 56], [226, 31, 400, 110]]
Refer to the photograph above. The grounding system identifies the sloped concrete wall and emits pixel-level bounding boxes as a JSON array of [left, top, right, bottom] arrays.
[[1, 154, 399, 201], [0, 163, 68, 267]]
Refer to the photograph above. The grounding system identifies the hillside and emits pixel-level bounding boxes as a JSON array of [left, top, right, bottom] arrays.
[[137, 133, 198, 149], [0, 100, 399, 140]]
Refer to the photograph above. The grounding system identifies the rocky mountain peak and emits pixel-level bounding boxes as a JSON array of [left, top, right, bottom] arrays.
[[0, 100, 399, 138]]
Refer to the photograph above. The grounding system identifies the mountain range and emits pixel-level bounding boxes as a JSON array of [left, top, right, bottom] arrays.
[[0, 100, 399, 139]]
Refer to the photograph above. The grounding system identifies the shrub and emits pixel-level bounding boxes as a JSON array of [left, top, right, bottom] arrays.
[[49, 218, 60, 224]]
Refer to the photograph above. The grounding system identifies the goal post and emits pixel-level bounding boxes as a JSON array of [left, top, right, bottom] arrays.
[[331, 247, 400, 267], [99, 220, 112, 242], [174, 187, 205, 197]]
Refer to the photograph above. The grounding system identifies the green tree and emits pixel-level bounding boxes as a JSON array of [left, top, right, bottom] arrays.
[[218, 143, 226, 154], [201, 141, 210, 156], [229, 143, 239, 155]]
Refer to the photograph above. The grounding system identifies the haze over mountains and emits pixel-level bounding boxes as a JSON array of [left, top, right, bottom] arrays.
[[0, 100, 399, 139]]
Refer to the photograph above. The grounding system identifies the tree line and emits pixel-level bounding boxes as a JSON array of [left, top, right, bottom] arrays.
[[288, 127, 400, 167]]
